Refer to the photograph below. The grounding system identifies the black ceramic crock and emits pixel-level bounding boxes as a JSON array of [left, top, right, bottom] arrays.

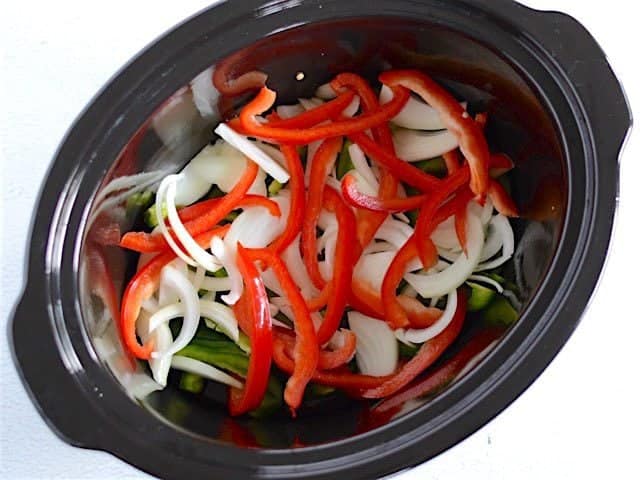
[[10, 1, 631, 479]]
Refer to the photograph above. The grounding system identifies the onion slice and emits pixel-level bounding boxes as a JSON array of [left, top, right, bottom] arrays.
[[136, 311, 173, 386], [348, 311, 398, 376], [171, 356, 243, 389], [405, 209, 484, 298], [380, 84, 466, 131], [216, 123, 290, 183], [393, 128, 459, 162], [398, 290, 457, 344], [475, 214, 514, 271]]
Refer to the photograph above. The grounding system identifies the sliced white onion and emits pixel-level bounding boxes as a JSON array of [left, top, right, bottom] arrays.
[[190, 267, 206, 291], [363, 240, 396, 255], [276, 103, 305, 119], [216, 123, 290, 183], [190, 66, 218, 118], [298, 97, 324, 110], [315, 83, 337, 99], [469, 197, 494, 226], [152, 265, 200, 359], [468, 274, 504, 293], [162, 174, 222, 272], [171, 355, 243, 389], [253, 141, 286, 169], [380, 85, 466, 130], [268, 303, 280, 317], [200, 276, 233, 292], [375, 217, 415, 249], [400, 290, 457, 344], [211, 236, 243, 305], [318, 210, 338, 232], [401, 283, 419, 298], [475, 215, 514, 271], [393, 128, 459, 162], [261, 268, 283, 297], [348, 311, 398, 376], [405, 209, 484, 298], [319, 228, 338, 281], [394, 212, 411, 224], [354, 251, 397, 295], [136, 311, 173, 386], [451, 340, 499, 383], [281, 234, 319, 298], [431, 216, 461, 251], [349, 143, 379, 192]]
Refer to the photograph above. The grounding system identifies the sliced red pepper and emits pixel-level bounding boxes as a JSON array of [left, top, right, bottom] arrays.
[[373, 326, 504, 412], [269, 91, 356, 129], [120, 224, 231, 359], [349, 131, 441, 192], [443, 149, 461, 174], [245, 248, 319, 414], [350, 280, 385, 319], [490, 153, 515, 178], [380, 69, 490, 199], [237, 85, 410, 145], [277, 329, 356, 371], [397, 296, 442, 329], [302, 137, 343, 289], [454, 193, 473, 255], [488, 179, 519, 217], [342, 173, 426, 213], [268, 145, 306, 253], [380, 237, 421, 329], [120, 161, 258, 253], [414, 167, 471, 267], [272, 336, 391, 392], [361, 289, 467, 398], [228, 244, 273, 416], [315, 186, 358, 345], [330, 72, 400, 246], [177, 194, 281, 224], [306, 284, 330, 312]]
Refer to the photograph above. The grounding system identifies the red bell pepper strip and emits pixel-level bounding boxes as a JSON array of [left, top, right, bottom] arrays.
[[342, 173, 426, 213], [330, 72, 401, 246], [120, 161, 259, 253], [277, 329, 356, 371], [120, 225, 231, 359], [488, 179, 519, 217], [272, 336, 391, 392], [302, 137, 343, 289], [373, 326, 504, 412], [414, 167, 471, 267], [361, 289, 467, 398], [316, 186, 358, 345], [349, 131, 441, 192], [245, 248, 318, 414], [269, 145, 306, 253], [379, 69, 490, 199], [443, 149, 461, 174], [177, 194, 281, 224], [350, 280, 386, 319], [380, 237, 421, 329], [397, 296, 442, 329], [306, 284, 330, 312], [489, 153, 514, 178], [228, 244, 273, 416], [237, 85, 410, 145]]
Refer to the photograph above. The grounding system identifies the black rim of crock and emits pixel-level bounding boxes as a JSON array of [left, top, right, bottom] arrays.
[[11, 1, 630, 479]]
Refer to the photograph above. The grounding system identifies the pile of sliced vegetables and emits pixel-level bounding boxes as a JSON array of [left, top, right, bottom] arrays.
[[110, 69, 521, 417]]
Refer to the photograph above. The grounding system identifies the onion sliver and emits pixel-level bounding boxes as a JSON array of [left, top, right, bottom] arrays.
[[316, 83, 337, 99], [354, 251, 397, 294], [348, 311, 398, 376], [276, 103, 305, 119], [281, 234, 319, 298], [475, 214, 514, 271], [216, 123, 290, 183], [375, 217, 415, 249], [200, 276, 233, 292], [380, 85, 466, 131], [349, 143, 379, 192], [171, 356, 243, 389], [211, 236, 243, 305], [401, 290, 457, 344], [342, 95, 361, 117], [149, 298, 239, 343], [137, 311, 173, 386], [393, 128, 459, 162], [405, 210, 484, 298], [164, 175, 223, 272], [431, 216, 461, 251], [151, 265, 201, 358], [468, 274, 504, 293]]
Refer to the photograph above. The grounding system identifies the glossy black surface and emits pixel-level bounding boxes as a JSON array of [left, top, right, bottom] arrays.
[[10, 1, 630, 479]]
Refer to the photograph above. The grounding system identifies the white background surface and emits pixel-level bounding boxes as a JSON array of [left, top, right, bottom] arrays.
[[1, 1, 638, 479]]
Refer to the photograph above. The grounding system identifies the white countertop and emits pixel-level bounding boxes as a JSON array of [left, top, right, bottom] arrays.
[[1, 1, 638, 478]]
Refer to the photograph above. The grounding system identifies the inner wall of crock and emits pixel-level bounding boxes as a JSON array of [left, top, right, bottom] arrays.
[[81, 17, 566, 448]]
